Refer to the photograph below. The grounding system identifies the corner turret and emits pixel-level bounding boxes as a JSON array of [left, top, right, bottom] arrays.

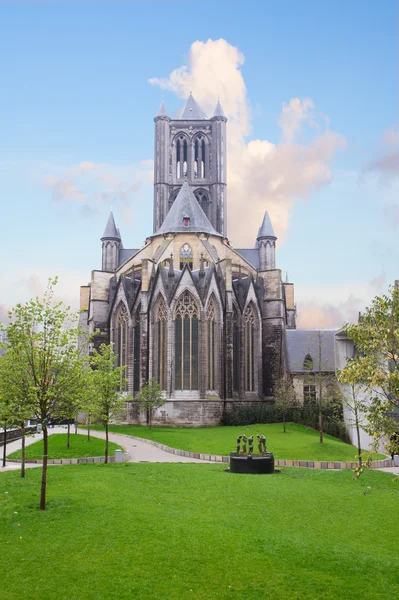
[[101, 211, 121, 272], [257, 211, 276, 271]]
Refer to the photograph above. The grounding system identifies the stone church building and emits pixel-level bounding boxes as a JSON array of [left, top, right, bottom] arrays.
[[79, 94, 299, 425]]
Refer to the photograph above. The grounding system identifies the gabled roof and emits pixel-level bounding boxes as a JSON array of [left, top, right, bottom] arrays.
[[286, 329, 336, 373], [212, 98, 226, 119], [153, 182, 222, 237], [257, 211, 276, 240], [101, 211, 120, 240], [174, 94, 208, 120]]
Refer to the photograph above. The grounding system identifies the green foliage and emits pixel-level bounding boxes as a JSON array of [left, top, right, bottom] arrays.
[[135, 378, 165, 428], [339, 284, 399, 448], [221, 403, 351, 443], [8, 433, 122, 460], [273, 374, 298, 432], [0, 464, 398, 600]]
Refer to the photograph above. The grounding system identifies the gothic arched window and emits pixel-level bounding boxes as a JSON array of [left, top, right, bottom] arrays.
[[155, 296, 168, 390], [195, 190, 209, 217], [244, 304, 256, 392], [115, 304, 128, 391], [194, 135, 206, 178], [133, 304, 141, 392], [176, 136, 188, 179], [180, 243, 193, 270], [303, 353, 313, 371], [233, 306, 240, 393], [206, 296, 217, 390], [174, 291, 199, 391]]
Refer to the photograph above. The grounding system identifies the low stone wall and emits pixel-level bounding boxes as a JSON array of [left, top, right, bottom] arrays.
[[114, 433, 394, 470], [8, 453, 130, 465]]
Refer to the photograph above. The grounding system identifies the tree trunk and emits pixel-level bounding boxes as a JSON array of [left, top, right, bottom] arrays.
[[149, 409, 152, 430], [87, 416, 91, 442], [74, 419, 77, 434], [40, 427, 48, 510], [319, 408, 323, 444], [67, 422, 70, 449], [354, 407, 362, 468], [2, 426, 7, 467], [21, 423, 25, 478], [105, 423, 109, 463], [283, 412, 286, 433]]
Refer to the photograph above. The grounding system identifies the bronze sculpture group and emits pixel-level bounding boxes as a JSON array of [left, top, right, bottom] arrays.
[[236, 434, 267, 455]]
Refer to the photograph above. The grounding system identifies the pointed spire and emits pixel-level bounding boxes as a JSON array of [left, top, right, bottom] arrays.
[[168, 254, 175, 278], [153, 182, 222, 237], [257, 210, 276, 241], [101, 211, 120, 240], [155, 99, 169, 118], [199, 253, 205, 279], [212, 98, 226, 120], [174, 93, 208, 120]]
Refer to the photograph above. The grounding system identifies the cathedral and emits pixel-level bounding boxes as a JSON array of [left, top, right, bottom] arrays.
[[79, 94, 298, 426]]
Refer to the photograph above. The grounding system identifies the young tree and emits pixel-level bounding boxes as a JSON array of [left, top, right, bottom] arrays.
[[0, 389, 14, 468], [340, 284, 399, 449], [274, 373, 298, 433], [0, 349, 33, 477], [0, 278, 86, 510], [89, 343, 128, 462], [136, 379, 165, 429], [337, 379, 369, 468]]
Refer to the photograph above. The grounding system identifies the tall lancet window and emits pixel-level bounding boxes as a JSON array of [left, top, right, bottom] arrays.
[[174, 291, 199, 391], [206, 296, 217, 390], [233, 306, 240, 393], [155, 296, 168, 391], [195, 190, 208, 217], [115, 304, 128, 392], [176, 136, 188, 179], [133, 304, 141, 393], [194, 136, 206, 178], [244, 304, 256, 392]]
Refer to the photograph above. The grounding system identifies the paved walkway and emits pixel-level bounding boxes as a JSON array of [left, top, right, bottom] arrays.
[[0, 426, 212, 472], [1, 427, 398, 474]]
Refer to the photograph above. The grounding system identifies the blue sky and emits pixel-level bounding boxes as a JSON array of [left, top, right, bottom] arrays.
[[0, 0, 398, 327]]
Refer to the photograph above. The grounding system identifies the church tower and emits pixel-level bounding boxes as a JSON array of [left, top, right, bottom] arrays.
[[153, 94, 227, 237]]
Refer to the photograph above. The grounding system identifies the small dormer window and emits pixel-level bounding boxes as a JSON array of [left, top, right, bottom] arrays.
[[183, 214, 190, 227]]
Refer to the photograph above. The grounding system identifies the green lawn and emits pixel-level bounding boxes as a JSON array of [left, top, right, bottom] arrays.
[[89, 423, 385, 461], [1, 463, 398, 600], [8, 434, 122, 460]]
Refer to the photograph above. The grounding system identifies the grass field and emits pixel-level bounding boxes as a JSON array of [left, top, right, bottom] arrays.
[[8, 434, 122, 460], [89, 423, 385, 461], [1, 463, 398, 600]]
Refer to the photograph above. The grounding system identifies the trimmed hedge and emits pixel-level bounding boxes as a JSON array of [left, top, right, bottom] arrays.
[[221, 403, 351, 443]]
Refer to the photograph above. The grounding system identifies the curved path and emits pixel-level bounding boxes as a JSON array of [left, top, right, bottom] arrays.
[[1, 426, 398, 474], [0, 426, 212, 472]]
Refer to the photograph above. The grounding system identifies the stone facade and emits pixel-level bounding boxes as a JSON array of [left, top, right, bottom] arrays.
[[79, 95, 297, 426]]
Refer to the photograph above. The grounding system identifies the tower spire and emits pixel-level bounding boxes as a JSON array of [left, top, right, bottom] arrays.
[[257, 210, 277, 271]]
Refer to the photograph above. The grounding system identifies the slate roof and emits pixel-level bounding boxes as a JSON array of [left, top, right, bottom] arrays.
[[153, 182, 222, 237], [156, 99, 168, 117], [257, 211, 276, 239], [286, 329, 336, 373], [212, 99, 226, 118], [102, 211, 120, 240], [174, 94, 208, 120], [118, 248, 139, 267], [236, 249, 259, 269]]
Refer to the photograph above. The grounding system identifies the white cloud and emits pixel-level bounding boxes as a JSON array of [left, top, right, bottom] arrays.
[[44, 160, 154, 228], [149, 38, 345, 246]]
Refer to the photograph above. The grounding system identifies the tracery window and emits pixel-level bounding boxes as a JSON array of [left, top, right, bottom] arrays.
[[244, 304, 256, 392], [180, 243, 193, 270], [174, 292, 199, 391], [206, 297, 217, 390], [155, 296, 168, 390], [176, 136, 188, 179], [303, 353, 314, 371], [233, 306, 240, 392], [115, 304, 128, 392], [194, 136, 206, 178], [133, 305, 141, 392]]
